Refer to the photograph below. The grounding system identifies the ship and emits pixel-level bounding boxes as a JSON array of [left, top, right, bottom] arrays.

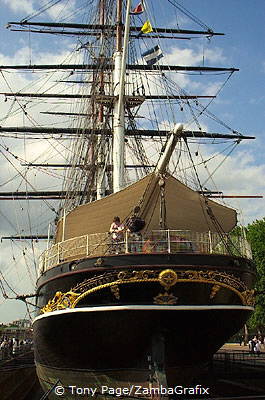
[[0, 0, 257, 399]]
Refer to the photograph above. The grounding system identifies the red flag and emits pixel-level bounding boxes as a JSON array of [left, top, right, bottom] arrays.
[[131, 2, 144, 15]]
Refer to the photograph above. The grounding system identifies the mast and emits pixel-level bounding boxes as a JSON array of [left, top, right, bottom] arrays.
[[112, 0, 132, 193], [96, 0, 107, 199]]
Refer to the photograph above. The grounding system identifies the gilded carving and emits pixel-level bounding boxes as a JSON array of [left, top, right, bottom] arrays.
[[158, 269, 178, 290], [41, 291, 80, 313], [41, 268, 255, 313], [110, 285, 120, 300], [241, 289, 255, 306], [94, 258, 104, 267], [210, 284, 221, 299], [117, 270, 156, 281], [154, 292, 178, 305]]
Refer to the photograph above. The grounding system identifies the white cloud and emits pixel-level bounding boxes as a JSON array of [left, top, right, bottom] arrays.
[[194, 147, 265, 224], [46, 1, 77, 20], [1, 0, 77, 21], [0, 0, 34, 14], [164, 44, 226, 67]]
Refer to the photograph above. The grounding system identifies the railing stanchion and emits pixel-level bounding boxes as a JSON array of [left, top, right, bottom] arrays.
[[62, 209, 66, 241], [208, 231, 212, 253], [125, 230, 129, 253], [168, 230, 171, 253], [57, 244, 60, 264]]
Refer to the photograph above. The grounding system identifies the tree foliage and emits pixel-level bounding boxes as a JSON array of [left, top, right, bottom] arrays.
[[246, 218, 265, 331]]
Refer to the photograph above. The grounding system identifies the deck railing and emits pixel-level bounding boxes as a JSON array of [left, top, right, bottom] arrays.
[[39, 230, 252, 273]]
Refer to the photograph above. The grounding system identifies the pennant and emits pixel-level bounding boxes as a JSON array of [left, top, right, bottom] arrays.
[[140, 20, 153, 34], [142, 45, 163, 65], [131, 2, 144, 15]]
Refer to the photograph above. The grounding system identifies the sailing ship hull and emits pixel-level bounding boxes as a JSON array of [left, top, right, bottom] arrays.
[[33, 252, 255, 397], [34, 307, 251, 399]]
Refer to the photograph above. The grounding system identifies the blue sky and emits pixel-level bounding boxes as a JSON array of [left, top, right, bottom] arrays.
[[0, 0, 264, 323]]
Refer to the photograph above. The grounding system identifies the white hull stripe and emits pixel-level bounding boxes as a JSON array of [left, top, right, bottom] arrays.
[[33, 304, 254, 323]]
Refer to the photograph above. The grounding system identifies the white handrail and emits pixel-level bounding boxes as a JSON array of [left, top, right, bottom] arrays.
[[39, 230, 252, 274]]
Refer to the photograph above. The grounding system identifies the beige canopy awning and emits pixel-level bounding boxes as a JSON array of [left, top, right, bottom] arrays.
[[55, 173, 237, 242]]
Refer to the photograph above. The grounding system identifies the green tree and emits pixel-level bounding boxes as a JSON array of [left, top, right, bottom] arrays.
[[246, 218, 265, 332]]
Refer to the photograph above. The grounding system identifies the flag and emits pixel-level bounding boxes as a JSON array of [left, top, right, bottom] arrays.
[[131, 2, 144, 15], [142, 45, 163, 65], [140, 20, 153, 34]]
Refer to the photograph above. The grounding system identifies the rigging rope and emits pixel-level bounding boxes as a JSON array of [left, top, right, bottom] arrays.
[[21, 0, 65, 23], [183, 138, 230, 245], [0, 271, 19, 298], [202, 141, 239, 187], [0, 146, 58, 215], [184, 138, 243, 255], [166, 0, 213, 32]]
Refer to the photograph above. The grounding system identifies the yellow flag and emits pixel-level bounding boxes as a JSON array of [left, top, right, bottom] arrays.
[[141, 20, 153, 34]]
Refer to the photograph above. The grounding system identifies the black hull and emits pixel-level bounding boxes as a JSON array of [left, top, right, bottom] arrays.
[[33, 253, 255, 398], [34, 307, 252, 399], [34, 307, 252, 368]]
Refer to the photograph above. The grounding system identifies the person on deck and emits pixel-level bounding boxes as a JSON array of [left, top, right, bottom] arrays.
[[109, 216, 125, 253]]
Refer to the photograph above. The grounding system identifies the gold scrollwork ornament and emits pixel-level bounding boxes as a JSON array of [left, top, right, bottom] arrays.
[[41, 291, 80, 313], [241, 289, 255, 306]]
